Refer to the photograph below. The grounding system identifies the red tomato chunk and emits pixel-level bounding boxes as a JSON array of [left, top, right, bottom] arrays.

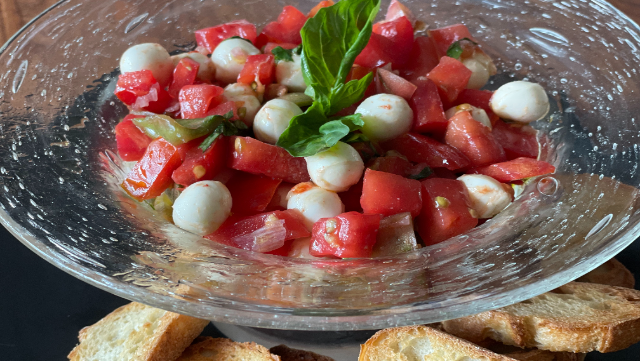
[[237, 54, 275, 86], [427, 56, 472, 105], [115, 115, 151, 161], [376, 68, 417, 101], [229, 136, 311, 184], [205, 210, 310, 252], [367, 155, 412, 177], [416, 178, 478, 246], [492, 120, 539, 160], [255, 6, 307, 48], [445, 111, 506, 167], [339, 179, 364, 213], [470, 157, 556, 182], [122, 138, 182, 201], [371, 16, 414, 68], [226, 172, 282, 215], [398, 36, 439, 81], [169, 57, 200, 99], [195, 20, 258, 54], [179, 84, 225, 119], [381, 133, 471, 171], [308, 0, 334, 17], [455, 89, 499, 125], [361, 169, 422, 217], [409, 77, 448, 136], [115, 70, 172, 114], [172, 136, 228, 187], [429, 24, 475, 58], [310, 212, 382, 258]]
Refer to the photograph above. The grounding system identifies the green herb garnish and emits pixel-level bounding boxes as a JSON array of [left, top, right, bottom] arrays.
[[198, 111, 247, 151], [446, 38, 478, 59]]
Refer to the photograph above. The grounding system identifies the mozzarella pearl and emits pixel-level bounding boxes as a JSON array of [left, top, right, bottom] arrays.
[[287, 183, 345, 230], [490, 81, 550, 123], [224, 84, 261, 126], [211, 39, 261, 83], [463, 58, 490, 90], [355, 94, 413, 142], [287, 237, 316, 259], [457, 174, 512, 219], [172, 181, 232, 235], [305, 142, 364, 192], [253, 99, 303, 144], [445, 104, 492, 129], [171, 52, 216, 81], [120, 43, 174, 86], [276, 54, 307, 92]]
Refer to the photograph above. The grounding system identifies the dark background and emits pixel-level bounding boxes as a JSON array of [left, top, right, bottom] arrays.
[[1, 0, 640, 360]]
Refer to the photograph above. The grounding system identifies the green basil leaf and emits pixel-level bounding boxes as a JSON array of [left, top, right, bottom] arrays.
[[300, 0, 380, 97], [407, 166, 433, 180], [134, 114, 225, 145], [271, 46, 294, 62], [446, 38, 479, 59], [198, 112, 244, 151], [328, 74, 373, 115], [292, 44, 303, 56], [342, 132, 369, 144]]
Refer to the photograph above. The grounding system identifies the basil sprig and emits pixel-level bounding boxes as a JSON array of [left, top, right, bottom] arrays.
[[271, 45, 302, 63], [446, 38, 479, 59], [276, 0, 381, 157], [198, 111, 248, 151]]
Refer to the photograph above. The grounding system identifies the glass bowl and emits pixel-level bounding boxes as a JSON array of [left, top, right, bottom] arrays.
[[1, 0, 640, 331]]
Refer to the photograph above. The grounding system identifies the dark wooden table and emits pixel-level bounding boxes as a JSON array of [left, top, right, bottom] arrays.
[[1, 1, 640, 361]]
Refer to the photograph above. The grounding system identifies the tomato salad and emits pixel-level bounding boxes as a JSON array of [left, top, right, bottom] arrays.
[[114, 0, 555, 259]]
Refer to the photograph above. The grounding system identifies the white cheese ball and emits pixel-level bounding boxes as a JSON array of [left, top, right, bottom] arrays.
[[463, 58, 490, 90], [445, 104, 492, 129], [172, 181, 232, 235], [171, 52, 216, 81], [276, 54, 307, 92], [305, 142, 364, 192], [490, 81, 550, 123], [287, 183, 345, 230], [211, 38, 261, 84], [355, 94, 413, 142], [458, 174, 512, 219], [120, 43, 174, 85], [223, 83, 261, 126], [253, 99, 303, 144]]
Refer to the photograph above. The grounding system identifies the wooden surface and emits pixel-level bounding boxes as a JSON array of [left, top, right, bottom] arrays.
[[1, 0, 640, 44]]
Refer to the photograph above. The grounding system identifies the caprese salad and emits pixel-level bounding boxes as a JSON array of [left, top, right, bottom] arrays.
[[113, 0, 555, 259]]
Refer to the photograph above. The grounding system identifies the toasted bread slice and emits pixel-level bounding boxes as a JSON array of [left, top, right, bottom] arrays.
[[68, 302, 209, 361], [270, 345, 335, 361], [359, 325, 521, 361], [442, 282, 640, 353], [485, 340, 585, 361], [176, 337, 280, 361], [576, 258, 635, 289]]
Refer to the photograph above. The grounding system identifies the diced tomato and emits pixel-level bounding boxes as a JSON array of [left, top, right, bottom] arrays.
[[309, 212, 381, 258], [361, 169, 422, 217], [206, 210, 310, 252], [169, 58, 200, 99], [409, 77, 448, 136], [338, 179, 364, 212], [195, 20, 258, 54], [229, 136, 311, 183], [171, 136, 228, 186], [444, 111, 506, 167], [114, 70, 173, 113], [367, 155, 412, 176], [237, 54, 275, 86], [265, 182, 294, 211], [398, 36, 439, 80], [179, 84, 225, 119], [255, 6, 307, 48], [381, 133, 470, 171], [371, 16, 414, 68], [263, 42, 298, 54], [455, 89, 499, 125], [428, 167, 458, 179], [385, 0, 415, 23], [416, 178, 478, 246], [226, 172, 283, 215], [308, 0, 334, 17], [206, 101, 239, 120], [122, 138, 182, 201], [427, 56, 472, 105], [354, 32, 395, 68], [115, 115, 151, 161], [376, 68, 417, 101], [492, 120, 539, 160], [429, 24, 475, 58], [469, 158, 555, 182]]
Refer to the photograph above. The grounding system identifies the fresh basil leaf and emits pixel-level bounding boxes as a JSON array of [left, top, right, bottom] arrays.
[[328, 74, 373, 115], [342, 132, 370, 144], [271, 46, 294, 62], [446, 38, 479, 59], [300, 0, 380, 103], [292, 44, 303, 56], [408, 166, 433, 180], [198, 112, 243, 151]]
